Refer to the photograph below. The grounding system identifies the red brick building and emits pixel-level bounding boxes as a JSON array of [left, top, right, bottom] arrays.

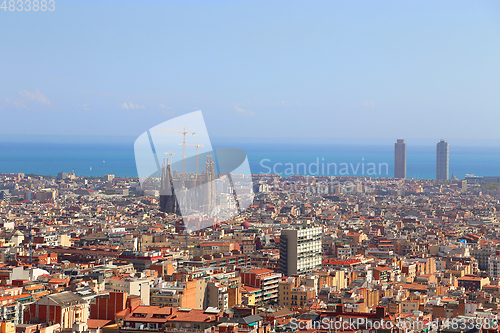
[[90, 291, 127, 321]]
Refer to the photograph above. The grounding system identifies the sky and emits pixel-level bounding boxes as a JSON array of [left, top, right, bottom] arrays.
[[1, 0, 500, 141]]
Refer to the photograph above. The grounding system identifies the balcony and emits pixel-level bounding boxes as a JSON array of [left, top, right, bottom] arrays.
[[260, 274, 281, 284], [262, 285, 275, 291]]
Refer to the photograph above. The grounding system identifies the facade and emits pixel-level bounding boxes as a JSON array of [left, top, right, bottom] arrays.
[[488, 255, 500, 278], [471, 247, 494, 271], [105, 277, 150, 306], [0, 293, 34, 325], [90, 291, 127, 320], [25, 292, 88, 329], [120, 306, 222, 333], [226, 278, 242, 309], [0, 190, 10, 204], [279, 224, 322, 276], [457, 275, 490, 291], [436, 139, 449, 180], [183, 253, 251, 269], [394, 139, 406, 179], [193, 242, 240, 256], [278, 278, 315, 308], [104, 174, 115, 182], [241, 238, 256, 254], [207, 281, 229, 310], [150, 279, 207, 309], [241, 268, 281, 304], [118, 250, 162, 271]]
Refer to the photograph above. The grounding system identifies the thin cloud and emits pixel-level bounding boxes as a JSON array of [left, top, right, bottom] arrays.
[[234, 106, 256, 118], [75, 103, 91, 111], [119, 102, 146, 110], [363, 100, 375, 107], [5, 89, 52, 109]]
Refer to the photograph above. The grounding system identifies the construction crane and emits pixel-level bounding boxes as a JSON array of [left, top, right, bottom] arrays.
[[181, 142, 204, 175], [164, 151, 175, 168], [156, 127, 195, 176]]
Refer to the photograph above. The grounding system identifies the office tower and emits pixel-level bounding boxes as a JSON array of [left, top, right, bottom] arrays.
[[436, 139, 449, 180], [394, 139, 406, 179], [279, 223, 322, 276]]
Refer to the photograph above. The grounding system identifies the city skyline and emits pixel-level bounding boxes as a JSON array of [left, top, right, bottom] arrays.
[[2, 1, 500, 331]]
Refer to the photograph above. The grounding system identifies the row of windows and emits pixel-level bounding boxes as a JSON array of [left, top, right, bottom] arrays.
[[283, 295, 308, 300]]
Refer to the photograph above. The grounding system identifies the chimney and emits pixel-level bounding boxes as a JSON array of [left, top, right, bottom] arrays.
[[336, 304, 343, 314]]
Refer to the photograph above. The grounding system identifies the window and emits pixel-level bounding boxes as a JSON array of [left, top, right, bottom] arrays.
[[132, 313, 147, 318]]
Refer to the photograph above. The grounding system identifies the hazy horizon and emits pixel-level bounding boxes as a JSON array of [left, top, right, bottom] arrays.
[[4, 134, 500, 148]]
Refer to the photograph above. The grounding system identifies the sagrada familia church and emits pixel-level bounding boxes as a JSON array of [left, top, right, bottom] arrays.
[[159, 155, 217, 217]]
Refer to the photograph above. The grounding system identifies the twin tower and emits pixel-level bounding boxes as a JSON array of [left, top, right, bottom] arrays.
[[394, 139, 449, 180]]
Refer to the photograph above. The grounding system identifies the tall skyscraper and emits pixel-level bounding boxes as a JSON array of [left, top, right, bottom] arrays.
[[279, 223, 322, 276], [436, 139, 449, 180], [394, 139, 406, 179]]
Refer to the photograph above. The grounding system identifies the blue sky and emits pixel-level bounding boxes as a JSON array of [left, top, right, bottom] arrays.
[[1, 0, 500, 141]]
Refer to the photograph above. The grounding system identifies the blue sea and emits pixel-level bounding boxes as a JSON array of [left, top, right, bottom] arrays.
[[2, 136, 500, 180]]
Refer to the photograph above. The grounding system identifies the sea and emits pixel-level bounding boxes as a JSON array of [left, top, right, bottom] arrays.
[[2, 135, 500, 180]]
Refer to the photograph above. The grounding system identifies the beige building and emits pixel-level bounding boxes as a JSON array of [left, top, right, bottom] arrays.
[[26, 292, 88, 330], [150, 279, 207, 309], [105, 277, 150, 305], [278, 277, 316, 308], [207, 281, 229, 310]]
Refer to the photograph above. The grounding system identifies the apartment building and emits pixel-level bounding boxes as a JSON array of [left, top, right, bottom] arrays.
[[241, 268, 281, 304], [279, 224, 322, 276], [150, 279, 207, 309], [278, 277, 315, 308], [105, 277, 150, 305]]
